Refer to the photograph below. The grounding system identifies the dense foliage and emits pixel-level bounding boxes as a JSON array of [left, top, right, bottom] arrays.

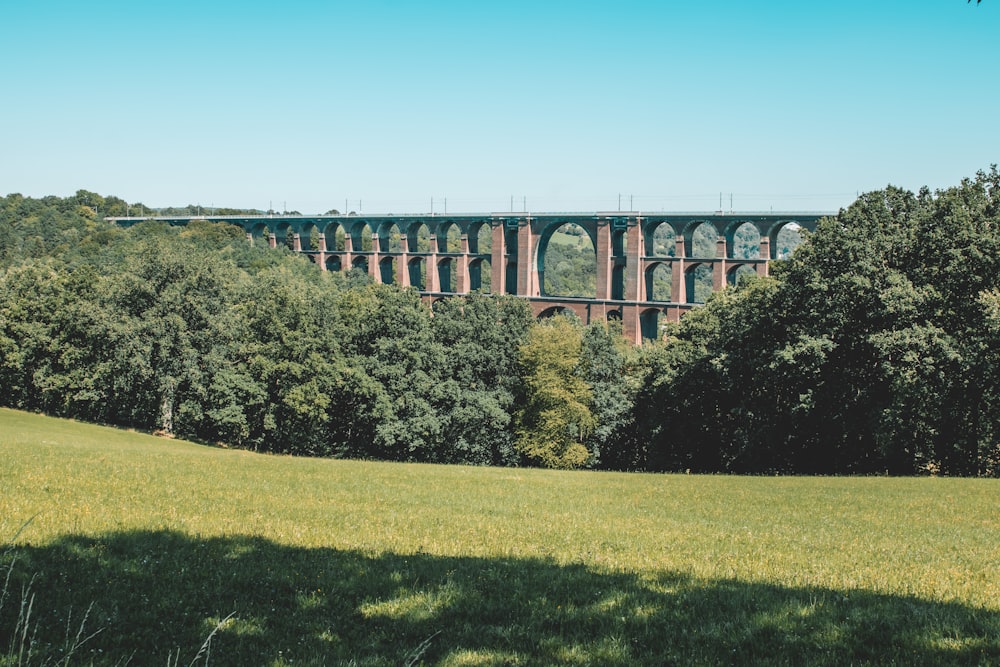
[[0, 190, 626, 468], [2, 172, 999, 475], [639, 168, 1000, 476]]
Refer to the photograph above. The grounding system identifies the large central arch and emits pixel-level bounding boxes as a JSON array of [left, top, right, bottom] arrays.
[[536, 221, 597, 298]]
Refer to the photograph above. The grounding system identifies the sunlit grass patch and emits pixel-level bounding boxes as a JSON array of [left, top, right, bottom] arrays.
[[2, 408, 999, 665]]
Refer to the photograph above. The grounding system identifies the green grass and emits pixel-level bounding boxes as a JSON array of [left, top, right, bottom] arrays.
[[2, 407, 999, 665]]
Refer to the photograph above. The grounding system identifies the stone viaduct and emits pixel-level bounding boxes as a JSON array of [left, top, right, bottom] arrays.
[[108, 211, 827, 342]]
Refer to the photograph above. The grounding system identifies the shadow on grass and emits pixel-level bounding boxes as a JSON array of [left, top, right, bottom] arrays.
[[2, 531, 998, 666]]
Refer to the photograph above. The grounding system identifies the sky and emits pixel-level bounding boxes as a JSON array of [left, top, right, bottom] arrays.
[[1, 1, 997, 214]]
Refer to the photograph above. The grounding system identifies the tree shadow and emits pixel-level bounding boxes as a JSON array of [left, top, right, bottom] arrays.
[[2, 530, 998, 666]]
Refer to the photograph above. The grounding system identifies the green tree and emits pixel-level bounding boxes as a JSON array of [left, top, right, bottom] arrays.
[[430, 293, 533, 465], [515, 315, 595, 469], [638, 168, 1000, 476], [577, 321, 641, 470]]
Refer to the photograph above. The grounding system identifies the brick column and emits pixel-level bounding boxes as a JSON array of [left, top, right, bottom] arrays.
[[623, 218, 642, 301], [595, 219, 612, 300], [713, 236, 727, 291], [343, 232, 354, 272], [758, 237, 772, 277], [317, 233, 327, 271], [621, 304, 641, 344], [672, 234, 686, 303], [396, 233, 410, 288], [426, 234, 440, 292], [457, 234, 471, 293], [517, 218, 536, 296], [491, 223, 506, 295], [369, 232, 380, 282]]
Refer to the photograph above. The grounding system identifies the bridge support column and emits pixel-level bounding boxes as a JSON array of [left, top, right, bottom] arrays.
[[516, 219, 537, 296], [268, 233, 277, 249], [672, 235, 687, 303], [620, 219, 643, 343], [457, 235, 471, 293], [713, 236, 727, 292], [621, 304, 641, 345], [491, 224, 506, 295], [623, 218, 642, 301], [397, 236, 410, 288], [427, 236, 441, 292], [671, 262, 687, 303], [595, 220, 612, 300], [342, 235, 354, 272], [293, 233, 302, 253], [316, 234, 327, 272], [758, 237, 772, 276], [369, 233, 380, 283]]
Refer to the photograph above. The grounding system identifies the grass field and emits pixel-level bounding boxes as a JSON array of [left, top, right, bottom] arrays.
[[1, 408, 999, 665]]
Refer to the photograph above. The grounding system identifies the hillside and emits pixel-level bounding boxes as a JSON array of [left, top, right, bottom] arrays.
[[2, 409, 999, 665]]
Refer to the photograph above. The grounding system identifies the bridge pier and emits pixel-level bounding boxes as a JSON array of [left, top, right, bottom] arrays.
[[595, 222, 612, 300], [517, 219, 537, 297], [758, 237, 772, 275]]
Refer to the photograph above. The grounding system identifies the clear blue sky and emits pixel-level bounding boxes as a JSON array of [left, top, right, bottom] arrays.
[[1, 1, 996, 213]]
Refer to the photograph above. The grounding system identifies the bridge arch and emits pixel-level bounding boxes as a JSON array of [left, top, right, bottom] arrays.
[[645, 261, 673, 302], [408, 221, 432, 254], [646, 220, 680, 258], [469, 257, 491, 292], [408, 256, 427, 289], [536, 220, 597, 298], [770, 221, 804, 260], [274, 221, 295, 250], [248, 221, 272, 246], [437, 256, 457, 293], [535, 303, 587, 322], [322, 221, 347, 251], [727, 263, 759, 286], [378, 256, 397, 284], [469, 221, 491, 254], [377, 221, 403, 253], [725, 221, 762, 260], [640, 307, 666, 342], [437, 221, 462, 253], [347, 220, 374, 252], [685, 261, 714, 304], [299, 221, 322, 252], [684, 220, 720, 259]]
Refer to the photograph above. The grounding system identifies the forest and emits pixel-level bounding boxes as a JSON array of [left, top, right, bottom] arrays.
[[1, 169, 999, 476]]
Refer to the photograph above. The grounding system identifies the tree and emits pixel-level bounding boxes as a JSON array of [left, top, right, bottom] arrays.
[[577, 321, 642, 470], [637, 168, 1000, 476], [515, 315, 595, 469], [430, 294, 534, 465]]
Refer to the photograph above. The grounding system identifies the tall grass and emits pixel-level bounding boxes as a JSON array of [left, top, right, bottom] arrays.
[[2, 408, 998, 665]]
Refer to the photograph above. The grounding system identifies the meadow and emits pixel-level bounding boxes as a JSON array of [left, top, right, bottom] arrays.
[[1, 407, 998, 665]]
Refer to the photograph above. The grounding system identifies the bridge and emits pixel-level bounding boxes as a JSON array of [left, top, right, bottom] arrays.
[[107, 211, 829, 342]]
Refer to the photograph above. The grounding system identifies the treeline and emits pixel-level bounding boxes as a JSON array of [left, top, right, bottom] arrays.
[[2, 174, 999, 475], [0, 191, 642, 468], [639, 168, 1000, 476]]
